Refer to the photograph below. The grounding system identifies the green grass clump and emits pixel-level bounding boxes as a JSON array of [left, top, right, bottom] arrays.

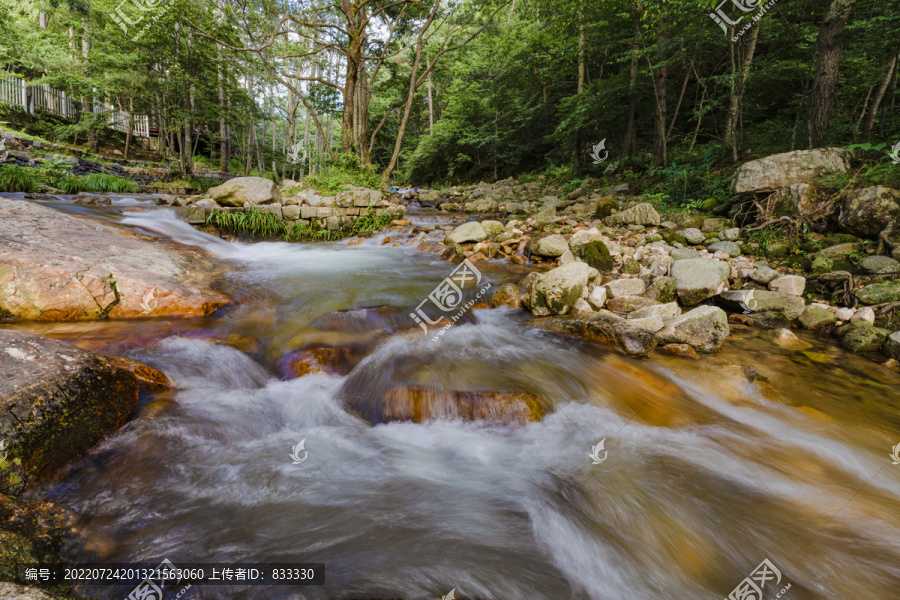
[[285, 223, 344, 242], [0, 165, 38, 193], [351, 206, 394, 233], [58, 173, 141, 194], [206, 207, 287, 239], [188, 177, 220, 193]]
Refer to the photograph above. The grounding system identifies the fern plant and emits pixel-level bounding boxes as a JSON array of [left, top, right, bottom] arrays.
[[0, 165, 38, 192]]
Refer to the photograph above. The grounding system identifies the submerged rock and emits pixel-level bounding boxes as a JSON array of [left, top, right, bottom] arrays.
[[352, 387, 549, 424], [0, 197, 230, 320], [0, 330, 140, 493]]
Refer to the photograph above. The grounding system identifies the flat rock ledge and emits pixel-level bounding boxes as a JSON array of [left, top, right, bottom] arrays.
[[0, 196, 230, 320]]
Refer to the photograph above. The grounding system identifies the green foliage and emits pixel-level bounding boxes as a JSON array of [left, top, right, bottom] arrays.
[[305, 153, 382, 195], [206, 207, 287, 239], [351, 206, 393, 233], [0, 165, 37, 192], [58, 173, 141, 194], [285, 222, 344, 242], [189, 177, 220, 193]]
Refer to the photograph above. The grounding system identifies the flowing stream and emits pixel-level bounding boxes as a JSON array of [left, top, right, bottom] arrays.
[[9, 198, 900, 599]]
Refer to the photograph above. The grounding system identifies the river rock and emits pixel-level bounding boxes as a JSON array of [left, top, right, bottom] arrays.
[[578, 240, 614, 271], [0, 197, 230, 320], [768, 275, 806, 296], [208, 176, 280, 206], [604, 278, 646, 298], [529, 262, 600, 315], [718, 289, 806, 326], [681, 228, 705, 244], [644, 276, 677, 303], [628, 302, 682, 320], [570, 298, 593, 314], [707, 241, 741, 257], [670, 258, 730, 306], [839, 186, 900, 237], [492, 283, 521, 308], [657, 343, 700, 359], [606, 296, 659, 313], [586, 286, 607, 310], [856, 281, 900, 305], [731, 148, 850, 194], [480, 220, 503, 235], [798, 305, 837, 330], [444, 222, 487, 245], [656, 305, 730, 353], [537, 311, 658, 358], [851, 307, 875, 323], [614, 203, 660, 226], [533, 234, 569, 257], [884, 332, 900, 360], [361, 387, 549, 424], [772, 328, 813, 350], [279, 344, 366, 378], [0, 495, 74, 592], [750, 266, 781, 285], [859, 255, 900, 274], [701, 218, 732, 233], [629, 315, 664, 332], [842, 324, 890, 352], [0, 330, 141, 493], [671, 248, 699, 260]]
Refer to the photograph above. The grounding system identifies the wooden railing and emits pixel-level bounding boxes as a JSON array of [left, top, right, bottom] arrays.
[[0, 72, 150, 137]]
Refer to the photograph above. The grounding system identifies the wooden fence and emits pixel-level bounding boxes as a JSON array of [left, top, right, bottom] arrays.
[[0, 73, 150, 137]]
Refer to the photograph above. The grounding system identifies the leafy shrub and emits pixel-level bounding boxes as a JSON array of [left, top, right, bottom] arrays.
[[0, 165, 38, 192], [305, 153, 382, 195], [189, 177, 219, 193], [351, 206, 393, 233], [58, 173, 141, 194]]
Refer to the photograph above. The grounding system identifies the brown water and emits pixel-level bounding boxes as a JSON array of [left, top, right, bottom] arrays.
[[11, 202, 900, 599]]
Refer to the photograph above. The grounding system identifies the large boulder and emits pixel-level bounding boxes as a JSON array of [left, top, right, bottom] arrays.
[[0, 197, 230, 320], [670, 258, 730, 306], [839, 186, 900, 238], [731, 148, 850, 194], [208, 176, 280, 206], [354, 387, 548, 424], [856, 281, 900, 305], [529, 262, 600, 315], [859, 255, 900, 274], [884, 332, 900, 360], [537, 311, 658, 358], [578, 240, 614, 271], [444, 221, 487, 245], [657, 305, 730, 353], [614, 203, 660, 226], [0, 330, 142, 493]]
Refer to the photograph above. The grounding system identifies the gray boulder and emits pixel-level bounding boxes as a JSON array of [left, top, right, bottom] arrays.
[[209, 176, 280, 206], [859, 255, 900, 274], [603, 278, 646, 298], [657, 305, 730, 353], [615, 203, 661, 226], [681, 228, 706, 244], [537, 311, 658, 358], [671, 248, 699, 260], [732, 148, 850, 194], [884, 332, 900, 360], [444, 222, 487, 245], [707, 241, 742, 257], [627, 302, 682, 320], [839, 186, 900, 238], [718, 289, 806, 327], [798, 305, 837, 330], [750, 266, 781, 285], [671, 258, 730, 305]]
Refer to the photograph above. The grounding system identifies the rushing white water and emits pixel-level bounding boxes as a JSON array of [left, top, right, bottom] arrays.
[[22, 202, 900, 600]]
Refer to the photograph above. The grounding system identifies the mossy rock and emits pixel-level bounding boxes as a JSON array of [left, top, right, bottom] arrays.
[[594, 196, 619, 219], [765, 242, 789, 260], [787, 254, 811, 271], [578, 240, 614, 271], [644, 276, 677, 303], [661, 230, 687, 246], [700, 197, 721, 211], [621, 257, 642, 274], [645, 233, 664, 243], [822, 233, 859, 246]]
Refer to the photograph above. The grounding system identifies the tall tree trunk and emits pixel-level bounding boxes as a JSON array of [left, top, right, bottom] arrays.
[[724, 25, 760, 161], [217, 0, 228, 172], [573, 0, 585, 169], [862, 53, 899, 139], [426, 53, 434, 135], [623, 33, 639, 155], [650, 33, 668, 164], [807, 0, 854, 147]]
